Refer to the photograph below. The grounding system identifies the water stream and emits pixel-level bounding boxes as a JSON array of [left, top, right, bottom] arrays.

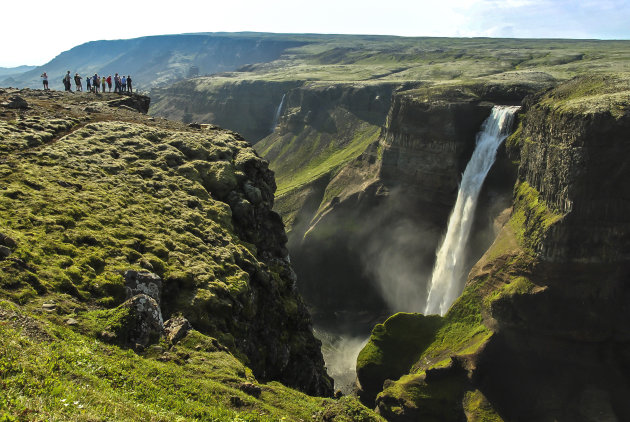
[[424, 105, 519, 316], [271, 94, 286, 132]]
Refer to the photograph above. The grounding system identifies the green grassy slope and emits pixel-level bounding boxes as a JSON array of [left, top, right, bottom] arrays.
[[0, 90, 383, 421]]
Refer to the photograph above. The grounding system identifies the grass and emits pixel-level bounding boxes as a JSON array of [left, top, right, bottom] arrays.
[[0, 300, 378, 421]]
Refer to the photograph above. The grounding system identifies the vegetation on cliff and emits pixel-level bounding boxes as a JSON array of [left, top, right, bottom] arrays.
[[0, 89, 382, 421]]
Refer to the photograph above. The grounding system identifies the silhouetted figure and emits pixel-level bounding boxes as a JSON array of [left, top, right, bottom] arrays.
[[74, 73, 82, 92], [86, 75, 91, 91], [64, 71, 72, 92], [41, 72, 49, 90], [127, 75, 132, 93]]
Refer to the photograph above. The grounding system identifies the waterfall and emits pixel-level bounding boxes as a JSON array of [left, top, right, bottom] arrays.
[[424, 105, 519, 316], [271, 94, 286, 132]]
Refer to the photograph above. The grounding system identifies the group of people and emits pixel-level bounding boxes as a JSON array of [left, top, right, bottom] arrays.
[[40, 71, 133, 93]]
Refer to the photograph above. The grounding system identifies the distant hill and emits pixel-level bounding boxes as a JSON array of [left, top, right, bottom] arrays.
[[0, 65, 37, 77], [0, 33, 309, 91]]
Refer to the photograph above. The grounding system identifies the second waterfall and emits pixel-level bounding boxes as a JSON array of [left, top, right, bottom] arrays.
[[424, 105, 519, 316]]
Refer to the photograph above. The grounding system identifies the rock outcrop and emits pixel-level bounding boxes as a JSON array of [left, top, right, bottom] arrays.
[[0, 88, 332, 397]]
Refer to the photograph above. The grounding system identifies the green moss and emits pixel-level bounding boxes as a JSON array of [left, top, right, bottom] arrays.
[[462, 390, 504, 422], [510, 181, 564, 253], [357, 313, 443, 401], [377, 373, 466, 422]]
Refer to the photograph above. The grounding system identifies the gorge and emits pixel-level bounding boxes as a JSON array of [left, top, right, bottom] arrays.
[[2, 33, 630, 421]]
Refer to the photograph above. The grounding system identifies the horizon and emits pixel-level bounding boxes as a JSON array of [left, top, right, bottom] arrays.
[[2, 31, 630, 70], [1, 0, 629, 67]]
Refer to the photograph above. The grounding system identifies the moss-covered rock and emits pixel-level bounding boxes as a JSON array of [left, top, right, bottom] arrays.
[[356, 313, 443, 407]]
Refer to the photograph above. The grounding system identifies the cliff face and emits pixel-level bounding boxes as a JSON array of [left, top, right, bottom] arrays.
[[356, 75, 630, 422], [0, 89, 333, 400], [292, 83, 529, 319], [151, 79, 304, 143]]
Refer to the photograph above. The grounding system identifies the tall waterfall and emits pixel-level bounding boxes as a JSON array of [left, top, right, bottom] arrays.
[[424, 105, 519, 316], [271, 94, 286, 132]]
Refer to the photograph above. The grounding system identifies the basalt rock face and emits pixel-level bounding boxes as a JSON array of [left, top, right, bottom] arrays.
[[380, 91, 495, 219], [151, 79, 303, 143], [358, 75, 630, 422], [294, 87, 518, 318], [0, 88, 332, 397], [516, 94, 630, 263]]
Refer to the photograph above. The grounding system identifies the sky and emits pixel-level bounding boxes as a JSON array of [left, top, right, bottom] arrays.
[[1, 0, 629, 67]]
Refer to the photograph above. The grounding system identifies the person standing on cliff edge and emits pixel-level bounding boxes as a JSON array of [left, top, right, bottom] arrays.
[[64, 71, 72, 92], [126, 75, 132, 93], [40, 72, 49, 90], [74, 73, 82, 92]]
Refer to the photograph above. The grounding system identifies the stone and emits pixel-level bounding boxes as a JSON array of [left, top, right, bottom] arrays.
[[0, 246, 10, 260], [42, 303, 56, 312], [0, 234, 17, 249], [238, 382, 262, 398], [2, 95, 28, 109], [243, 181, 263, 205], [106, 94, 151, 114], [65, 318, 79, 326], [124, 270, 162, 304], [120, 294, 164, 348], [163, 316, 192, 345], [229, 396, 244, 407]]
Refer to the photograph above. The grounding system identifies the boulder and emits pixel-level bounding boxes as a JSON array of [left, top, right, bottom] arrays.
[[163, 316, 192, 344], [124, 270, 162, 305], [2, 95, 28, 109], [106, 94, 151, 114], [0, 233, 17, 249], [119, 294, 164, 349]]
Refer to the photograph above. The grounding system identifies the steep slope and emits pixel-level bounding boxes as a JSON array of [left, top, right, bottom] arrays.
[[0, 88, 384, 420], [356, 74, 630, 421]]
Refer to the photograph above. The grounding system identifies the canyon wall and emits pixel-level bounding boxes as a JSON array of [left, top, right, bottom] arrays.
[[357, 75, 630, 421]]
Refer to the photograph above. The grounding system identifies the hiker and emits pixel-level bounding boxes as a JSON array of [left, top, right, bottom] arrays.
[[64, 71, 72, 92], [41, 72, 49, 90], [86, 74, 91, 91], [126, 75, 132, 93], [74, 73, 82, 92], [121, 75, 126, 92], [114, 73, 120, 93], [106, 75, 112, 92], [93, 74, 99, 93], [102, 76, 106, 93]]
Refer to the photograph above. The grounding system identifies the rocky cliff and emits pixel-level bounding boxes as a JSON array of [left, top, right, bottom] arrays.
[[289, 80, 546, 320], [0, 88, 387, 420], [356, 74, 630, 421]]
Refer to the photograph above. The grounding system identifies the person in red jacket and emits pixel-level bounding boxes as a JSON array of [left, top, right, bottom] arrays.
[[106, 75, 112, 92]]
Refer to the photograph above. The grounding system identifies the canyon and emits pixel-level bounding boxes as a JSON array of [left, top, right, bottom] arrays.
[[1, 33, 630, 421]]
